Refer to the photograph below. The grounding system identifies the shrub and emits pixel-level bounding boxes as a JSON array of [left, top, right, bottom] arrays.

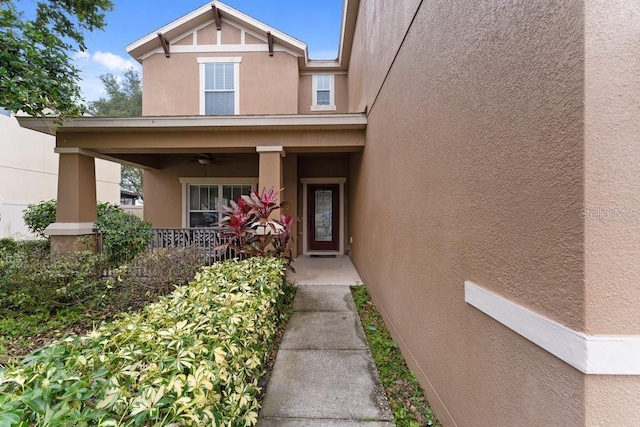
[[96, 202, 153, 266], [22, 199, 57, 238], [0, 241, 107, 314], [218, 188, 295, 266], [22, 200, 153, 266], [107, 246, 206, 313], [0, 257, 287, 427]]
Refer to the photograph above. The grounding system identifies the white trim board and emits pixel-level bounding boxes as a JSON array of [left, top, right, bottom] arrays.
[[465, 281, 640, 375]]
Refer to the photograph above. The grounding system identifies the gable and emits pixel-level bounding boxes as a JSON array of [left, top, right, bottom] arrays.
[[127, 1, 307, 63]]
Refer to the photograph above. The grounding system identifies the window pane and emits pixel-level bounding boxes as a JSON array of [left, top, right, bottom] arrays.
[[204, 64, 216, 90], [205, 92, 235, 115], [199, 187, 210, 209], [224, 64, 234, 90], [212, 185, 219, 210], [317, 90, 330, 105], [223, 185, 232, 207], [213, 64, 225, 90], [189, 185, 199, 210], [317, 75, 330, 90], [190, 212, 219, 227]]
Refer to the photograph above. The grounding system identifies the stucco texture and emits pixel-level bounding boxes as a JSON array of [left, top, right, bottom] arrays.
[[349, 0, 590, 425], [142, 51, 299, 116]]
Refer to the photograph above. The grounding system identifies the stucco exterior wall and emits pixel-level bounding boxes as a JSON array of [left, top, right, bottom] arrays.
[[0, 116, 120, 238], [348, 0, 594, 425], [143, 154, 259, 227], [298, 74, 349, 114], [142, 51, 299, 116], [583, 0, 640, 423]]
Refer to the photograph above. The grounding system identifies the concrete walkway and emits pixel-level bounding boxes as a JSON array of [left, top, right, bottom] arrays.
[[259, 256, 394, 427]]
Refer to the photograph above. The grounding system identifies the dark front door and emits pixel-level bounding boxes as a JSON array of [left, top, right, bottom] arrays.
[[308, 184, 339, 251]]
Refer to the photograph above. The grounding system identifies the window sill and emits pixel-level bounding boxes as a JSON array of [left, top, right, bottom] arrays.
[[310, 105, 337, 112]]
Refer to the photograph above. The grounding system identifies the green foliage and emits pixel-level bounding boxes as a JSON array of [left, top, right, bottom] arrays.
[[351, 286, 441, 427], [22, 200, 153, 265], [120, 165, 143, 195], [89, 68, 142, 118], [0, 257, 287, 426], [22, 199, 56, 238], [0, 0, 113, 117], [95, 202, 152, 266], [0, 240, 107, 315]]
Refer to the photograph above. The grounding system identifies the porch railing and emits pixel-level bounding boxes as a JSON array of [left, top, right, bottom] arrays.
[[150, 227, 234, 265]]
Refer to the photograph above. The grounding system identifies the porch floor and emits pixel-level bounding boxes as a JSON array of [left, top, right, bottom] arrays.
[[287, 255, 363, 286], [259, 256, 393, 426]]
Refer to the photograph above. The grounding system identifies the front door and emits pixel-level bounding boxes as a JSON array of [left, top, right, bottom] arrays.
[[308, 184, 339, 251]]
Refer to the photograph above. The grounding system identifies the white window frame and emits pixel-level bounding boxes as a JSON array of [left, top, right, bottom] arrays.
[[311, 74, 336, 111], [198, 57, 242, 115], [179, 177, 257, 227]]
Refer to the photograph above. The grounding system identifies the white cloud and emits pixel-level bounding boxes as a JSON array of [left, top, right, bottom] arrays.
[[73, 50, 91, 61], [92, 51, 138, 72]]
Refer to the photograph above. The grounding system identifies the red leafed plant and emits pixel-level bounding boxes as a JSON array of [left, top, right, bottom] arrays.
[[216, 188, 295, 268]]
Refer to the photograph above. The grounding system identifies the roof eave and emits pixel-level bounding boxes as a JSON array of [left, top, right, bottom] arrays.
[[16, 114, 368, 136]]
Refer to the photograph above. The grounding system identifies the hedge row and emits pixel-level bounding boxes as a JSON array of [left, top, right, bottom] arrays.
[[0, 257, 286, 427]]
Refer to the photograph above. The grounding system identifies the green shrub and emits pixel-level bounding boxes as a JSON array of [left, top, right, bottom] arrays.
[[96, 202, 153, 266], [0, 257, 287, 427], [0, 241, 107, 314], [22, 199, 57, 238], [22, 200, 153, 266]]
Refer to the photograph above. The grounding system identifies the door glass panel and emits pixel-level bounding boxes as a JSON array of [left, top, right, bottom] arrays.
[[314, 189, 333, 242]]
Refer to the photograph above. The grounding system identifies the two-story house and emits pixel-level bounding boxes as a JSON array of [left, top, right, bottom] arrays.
[[18, 0, 640, 426]]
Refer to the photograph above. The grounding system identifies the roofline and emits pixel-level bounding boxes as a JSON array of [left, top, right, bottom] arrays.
[[16, 114, 368, 136], [126, 1, 307, 59], [125, 0, 360, 71]]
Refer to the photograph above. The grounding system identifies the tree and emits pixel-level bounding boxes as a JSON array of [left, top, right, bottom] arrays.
[[121, 165, 144, 195], [90, 68, 143, 194], [89, 68, 142, 117], [0, 0, 113, 117]]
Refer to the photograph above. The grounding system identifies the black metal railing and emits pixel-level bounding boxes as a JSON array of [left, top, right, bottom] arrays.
[[150, 227, 234, 265]]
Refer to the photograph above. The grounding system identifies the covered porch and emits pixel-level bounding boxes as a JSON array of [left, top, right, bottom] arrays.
[[18, 114, 366, 258]]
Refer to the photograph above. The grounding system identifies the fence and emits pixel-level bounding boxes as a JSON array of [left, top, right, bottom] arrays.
[[149, 227, 234, 265]]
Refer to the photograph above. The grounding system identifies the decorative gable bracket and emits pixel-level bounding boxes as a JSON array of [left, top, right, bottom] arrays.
[[157, 32, 170, 57], [212, 4, 222, 31]]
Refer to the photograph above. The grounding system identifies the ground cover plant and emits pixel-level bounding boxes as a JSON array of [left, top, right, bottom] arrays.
[[351, 286, 441, 427], [0, 257, 290, 426], [0, 241, 204, 366]]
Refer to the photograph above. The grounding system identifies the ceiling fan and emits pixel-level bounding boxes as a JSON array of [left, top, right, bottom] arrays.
[[189, 153, 231, 165]]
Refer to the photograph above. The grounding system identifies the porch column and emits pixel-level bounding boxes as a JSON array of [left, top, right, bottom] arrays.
[[45, 151, 97, 253], [257, 146, 284, 205]]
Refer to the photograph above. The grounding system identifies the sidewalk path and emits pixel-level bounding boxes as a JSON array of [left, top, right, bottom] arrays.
[[258, 281, 394, 426]]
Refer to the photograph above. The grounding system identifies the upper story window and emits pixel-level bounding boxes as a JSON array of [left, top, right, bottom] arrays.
[[311, 74, 335, 111], [198, 57, 241, 115]]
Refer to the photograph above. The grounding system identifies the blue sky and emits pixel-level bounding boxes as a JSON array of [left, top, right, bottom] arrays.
[[19, 0, 344, 102]]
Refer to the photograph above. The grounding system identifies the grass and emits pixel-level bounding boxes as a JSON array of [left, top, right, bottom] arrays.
[[351, 285, 441, 427]]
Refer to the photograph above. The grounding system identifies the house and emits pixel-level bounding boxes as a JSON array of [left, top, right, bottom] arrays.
[[17, 0, 640, 425], [0, 110, 120, 238]]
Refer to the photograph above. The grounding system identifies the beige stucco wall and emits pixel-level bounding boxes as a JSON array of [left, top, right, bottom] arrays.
[[583, 0, 640, 423], [298, 74, 349, 114], [142, 51, 299, 116], [143, 154, 259, 227], [345, 0, 619, 425], [0, 116, 120, 237]]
